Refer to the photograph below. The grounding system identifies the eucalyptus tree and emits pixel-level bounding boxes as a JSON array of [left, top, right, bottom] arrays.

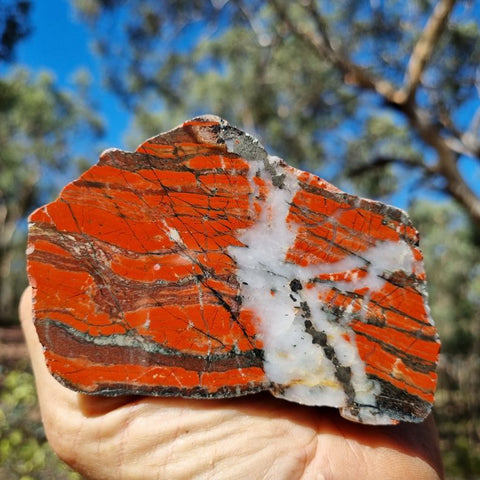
[[0, 69, 103, 323], [74, 0, 480, 225]]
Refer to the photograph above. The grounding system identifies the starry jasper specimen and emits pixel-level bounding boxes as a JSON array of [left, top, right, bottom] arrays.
[[27, 115, 440, 425]]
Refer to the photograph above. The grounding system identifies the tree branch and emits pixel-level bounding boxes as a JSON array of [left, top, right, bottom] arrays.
[[270, 0, 404, 104], [347, 156, 435, 177], [270, 0, 480, 227], [459, 104, 480, 159], [406, 108, 480, 227], [403, 0, 457, 102]]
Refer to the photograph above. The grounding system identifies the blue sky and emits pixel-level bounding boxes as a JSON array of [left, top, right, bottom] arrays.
[[16, 0, 129, 150], [9, 0, 480, 207]]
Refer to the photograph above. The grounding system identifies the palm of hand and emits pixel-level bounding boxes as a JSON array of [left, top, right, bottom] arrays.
[[20, 289, 443, 480]]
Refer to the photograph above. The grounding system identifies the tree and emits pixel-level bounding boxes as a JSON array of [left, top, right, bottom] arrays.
[[410, 200, 480, 475], [73, 0, 480, 226], [0, 7, 102, 477], [0, 0, 103, 324], [0, 69, 103, 324], [0, 366, 82, 479]]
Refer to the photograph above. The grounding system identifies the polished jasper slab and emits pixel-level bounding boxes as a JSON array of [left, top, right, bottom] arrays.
[[27, 115, 440, 425]]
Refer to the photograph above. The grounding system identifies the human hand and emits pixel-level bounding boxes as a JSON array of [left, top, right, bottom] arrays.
[[20, 287, 443, 479]]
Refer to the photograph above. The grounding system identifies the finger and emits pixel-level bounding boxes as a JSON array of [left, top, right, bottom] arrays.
[[20, 287, 143, 471], [310, 412, 444, 479], [388, 414, 444, 477]]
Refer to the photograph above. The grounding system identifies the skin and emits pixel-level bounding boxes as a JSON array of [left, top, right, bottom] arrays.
[[20, 288, 444, 480]]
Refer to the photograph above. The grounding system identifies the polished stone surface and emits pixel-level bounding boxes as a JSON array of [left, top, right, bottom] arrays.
[[27, 115, 440, 424]]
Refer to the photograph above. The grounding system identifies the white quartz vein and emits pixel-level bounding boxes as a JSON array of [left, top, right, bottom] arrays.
[[228, 159, 417, 423]]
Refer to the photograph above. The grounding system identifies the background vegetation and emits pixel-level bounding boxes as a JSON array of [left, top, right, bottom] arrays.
[[1, 1, 480, 478]]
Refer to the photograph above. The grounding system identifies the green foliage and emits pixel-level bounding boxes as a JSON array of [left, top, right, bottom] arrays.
[[0, 67, 103, 324], [411, 201, 480, 477], [441, 433, 480, 478], [345, 114, 424, 199], [0, 9, 103, 476], [0, 363, 81, 479], [410, 201, 480, 356], [125, 23, 353, 167], [0, 69, 98, 202], [71, 1, 480, 206], [78, 1, 359, 168]]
